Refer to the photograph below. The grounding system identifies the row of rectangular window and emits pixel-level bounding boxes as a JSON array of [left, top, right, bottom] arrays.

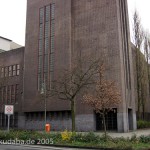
[[0, 84, 19, 104], [1, 64, 20, 78], [25, 111, 71, 121], [38, 3, 55, 90]]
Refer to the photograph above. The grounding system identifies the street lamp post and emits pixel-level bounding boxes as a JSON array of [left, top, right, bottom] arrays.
[[41, 82, 47, 129]]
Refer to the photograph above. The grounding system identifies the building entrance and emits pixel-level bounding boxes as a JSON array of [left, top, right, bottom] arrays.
[[96, 109, 117, 131]]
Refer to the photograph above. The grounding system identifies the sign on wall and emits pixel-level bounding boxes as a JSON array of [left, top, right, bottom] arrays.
[[4, 105, 14, 115]]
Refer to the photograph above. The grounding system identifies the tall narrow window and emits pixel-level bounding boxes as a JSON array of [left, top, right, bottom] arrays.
[[50, 3, 55, 89], [1, 67, 4, 78], [1, 87, 3, 103], [9, 66, 12, 77], [7, 86, 10, 104], [38, 7, 44, 90], [3, 87, 6, 104], [16, 65, 20, 76], [15, 84, 19, 103], [11, 85, 15, 103], [12, 65, 16, 76], [0, 88, 2, 103], [44, 5, 50, 87], [38, 3, 55, 90], [4, 67, 8, 77]]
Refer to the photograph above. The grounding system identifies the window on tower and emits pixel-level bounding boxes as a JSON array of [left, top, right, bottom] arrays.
[[38, 3, 55, 91]]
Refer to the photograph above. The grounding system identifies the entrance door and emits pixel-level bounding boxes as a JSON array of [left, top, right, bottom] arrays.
[[96, 109, 117, 131], [128, 109, 133, 130]]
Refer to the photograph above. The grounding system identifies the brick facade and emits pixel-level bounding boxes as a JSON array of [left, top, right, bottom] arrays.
[[0, 47, 24, 128], [0, 0, 138, 132]]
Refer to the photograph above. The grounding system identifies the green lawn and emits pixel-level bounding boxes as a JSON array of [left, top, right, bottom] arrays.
[[0, 130, 150, 150], [55, 141, 150, 150]]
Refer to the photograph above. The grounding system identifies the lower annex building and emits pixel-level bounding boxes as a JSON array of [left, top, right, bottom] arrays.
[[1, 0, 148, 132], [0, 47, 24, 128]]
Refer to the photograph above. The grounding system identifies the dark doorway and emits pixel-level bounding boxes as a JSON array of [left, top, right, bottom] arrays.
[[128, 109, 133, 130], [96, 109, 117, 131]]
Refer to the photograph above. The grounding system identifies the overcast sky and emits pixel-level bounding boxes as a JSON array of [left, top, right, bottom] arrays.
[[0, 0, 27, 46], [128, 0, 150, 41], [0, 0, 149, 46]]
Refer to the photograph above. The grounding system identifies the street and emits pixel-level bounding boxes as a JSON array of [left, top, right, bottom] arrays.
[[0, 145, 96, 150]]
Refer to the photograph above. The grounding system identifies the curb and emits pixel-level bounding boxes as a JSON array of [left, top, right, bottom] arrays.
[[5, 144, 133, 150]]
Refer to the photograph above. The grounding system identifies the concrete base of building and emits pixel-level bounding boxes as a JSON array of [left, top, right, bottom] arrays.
[[117, 112, 137, 132], [132, 113, 137, 131], [18, 113, 95, 131], [117, 113, 129, 132], [23, 119, 72, 131], [18, 113, 26, 129], [75, 114, 96, 131], [18, 112, 136, 132]]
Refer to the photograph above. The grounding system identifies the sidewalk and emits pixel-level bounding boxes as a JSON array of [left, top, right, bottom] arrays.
[[94, 129, 150, 138], [49, 129, 150, 138]]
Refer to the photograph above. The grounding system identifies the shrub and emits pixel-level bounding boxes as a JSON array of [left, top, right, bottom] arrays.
[[137, 120, 150, 129], [70, 132, 83, 142], [115, 140, 132, 150], [139, 135, 150, 143], [15, 130, 33, 140], [61, 131, 100, 143], [100, 133, 113, 142], [47, 133, 61, 143], [0, 131, 14, 140], [130, 134, 138, 143], [82, 132, 100, 143], [61, 130, 72, 141]]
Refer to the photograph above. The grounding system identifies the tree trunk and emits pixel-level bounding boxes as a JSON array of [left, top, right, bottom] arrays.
[[102, 112, 107, 140], [71, 100, 75, 132]]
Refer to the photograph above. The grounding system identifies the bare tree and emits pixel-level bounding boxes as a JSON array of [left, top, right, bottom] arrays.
[[140, 55, 149, 119], [52, 55, 101, 132], [133, 11, 144, 49], [140, 31, 150, 119], [144, 31, 150, 87], [83, 63, 121, 139], [133, 10, 145, 119]]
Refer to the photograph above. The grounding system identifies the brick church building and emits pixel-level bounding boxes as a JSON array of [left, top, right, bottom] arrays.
[[0, 0, 141, 132]]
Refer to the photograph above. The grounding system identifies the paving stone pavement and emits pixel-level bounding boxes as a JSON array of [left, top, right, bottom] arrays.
[[93, 129, 150, 138]]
